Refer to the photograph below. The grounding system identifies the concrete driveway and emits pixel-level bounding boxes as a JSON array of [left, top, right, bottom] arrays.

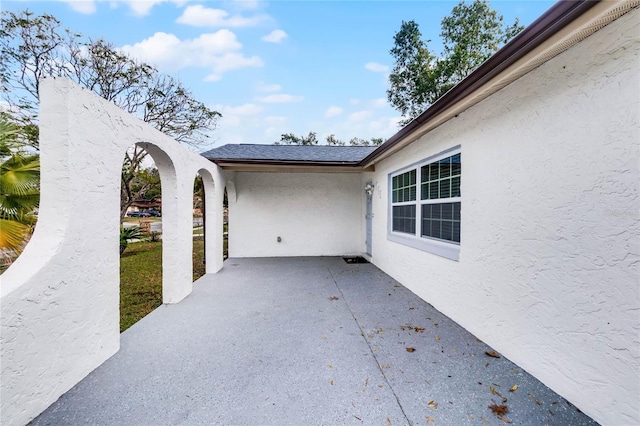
[[32, 257, 597, 426]]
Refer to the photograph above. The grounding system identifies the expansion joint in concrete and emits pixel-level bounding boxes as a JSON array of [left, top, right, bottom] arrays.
[[326, 267, 412, 426]]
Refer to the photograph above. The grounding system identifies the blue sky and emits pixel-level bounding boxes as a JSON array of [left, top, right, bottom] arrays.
[[4, 0, 556, 150]]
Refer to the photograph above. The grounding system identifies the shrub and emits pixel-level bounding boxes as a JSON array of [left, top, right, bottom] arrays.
[[120, 226, 142, 255]]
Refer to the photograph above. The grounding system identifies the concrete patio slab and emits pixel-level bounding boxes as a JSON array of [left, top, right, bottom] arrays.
[[31, 257, 597, 426]]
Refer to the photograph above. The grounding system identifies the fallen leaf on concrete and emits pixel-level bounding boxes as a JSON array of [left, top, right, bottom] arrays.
[[328, 296, 339, 301], [427, 400, 438, 409], [489, 403, 509, 416], [425, 416, 435, 423], [485, 350, 501, 358], [490, 386, 496, 395], [406, 347, 416, 352], [494, 390, 508, 403], [435, 336, 440, 341], [387, 417, 392, 424], [498, 415, 512, 423], [528, 394, 542, 405], [330, 380, 334, 385], [509, 385, 518, 393]]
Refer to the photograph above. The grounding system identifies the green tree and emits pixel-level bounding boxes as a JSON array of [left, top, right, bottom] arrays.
[[121, 165, 161, 221], [387, 0, 524, 124], [326, 134, 345, 146], [276, 132, 319, 146], [387, 21, 439, 123], [0, 116, 39, 257], [276, 132, 383, 146]]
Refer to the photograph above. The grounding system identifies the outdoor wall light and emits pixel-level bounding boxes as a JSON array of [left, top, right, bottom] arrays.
[[365, 182, 375, 195]]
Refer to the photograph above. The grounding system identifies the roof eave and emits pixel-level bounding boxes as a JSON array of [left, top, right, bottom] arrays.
[[209, 158, 375, 172]]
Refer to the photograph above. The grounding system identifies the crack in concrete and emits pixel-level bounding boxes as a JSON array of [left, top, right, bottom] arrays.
[[326, 266, 412, 426]]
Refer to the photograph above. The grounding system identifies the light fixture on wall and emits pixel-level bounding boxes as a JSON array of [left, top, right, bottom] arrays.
[[365, 182, 375, 195]]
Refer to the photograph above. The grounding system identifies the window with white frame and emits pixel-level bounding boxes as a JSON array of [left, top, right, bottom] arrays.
[[388, 148, 461, 259]]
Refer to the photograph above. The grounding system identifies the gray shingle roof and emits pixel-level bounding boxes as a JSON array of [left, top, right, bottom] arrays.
[[201, 144, 377, 164]]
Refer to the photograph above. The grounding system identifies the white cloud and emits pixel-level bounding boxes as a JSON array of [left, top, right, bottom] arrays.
[[177, 5, 265, 27], [262, 29, 287, 43], [125, 0, 167, 16], [204, 74, 223, 82], [204, 52, 263, 80], [349, 98, 360, 105], [216, 103, 264, 116], [212, 103, 264, 127], [120, 30, 263, 81], [60, 0, 187, 16], [324, 106, 343, 118], [264, 126, 280, 138], [264, 116, 287, 124], [64, 0, 97, 14], [256, 82, 281, 92], [255, 94, 303, 104], [349, 110, 373, 122], [370, 98, 387, 108], [368, 116, 403, 134], [365, 62, 388, 73]]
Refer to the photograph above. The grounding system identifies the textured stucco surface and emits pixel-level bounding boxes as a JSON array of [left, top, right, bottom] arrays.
[[228, 171, 365, 257], [370, 10, 639, 426], [0, 78, 225, 426]]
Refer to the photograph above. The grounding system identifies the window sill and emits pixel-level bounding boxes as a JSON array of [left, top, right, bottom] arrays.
[[387, 232, 460, 261]]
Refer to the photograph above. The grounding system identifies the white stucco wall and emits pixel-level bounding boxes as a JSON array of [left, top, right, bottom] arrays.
[[370, 10, 639, 425], [228, 171, 364, 257], [0, 78, 225, 426]]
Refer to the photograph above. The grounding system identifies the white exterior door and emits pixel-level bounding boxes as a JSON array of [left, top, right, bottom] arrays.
[[365, 182, 373, 255]]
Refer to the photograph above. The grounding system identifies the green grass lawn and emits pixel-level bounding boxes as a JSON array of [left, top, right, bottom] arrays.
[[120, 238, 206, 332]]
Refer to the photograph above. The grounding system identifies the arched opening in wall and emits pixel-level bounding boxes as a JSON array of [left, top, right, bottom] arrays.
[[0, 118, 40, 273], [192, 173, 205, 281], [194, 168, 217, 275], [223, 180, 236, 262], [119, 144, 163, 332]]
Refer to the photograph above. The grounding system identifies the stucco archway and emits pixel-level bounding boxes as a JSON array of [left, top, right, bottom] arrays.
[[1, 78, 225, 425]]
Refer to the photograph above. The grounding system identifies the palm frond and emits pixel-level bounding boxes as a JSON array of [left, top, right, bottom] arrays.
[[0, 218, 32, 255], [0, 153, 40, 196]]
